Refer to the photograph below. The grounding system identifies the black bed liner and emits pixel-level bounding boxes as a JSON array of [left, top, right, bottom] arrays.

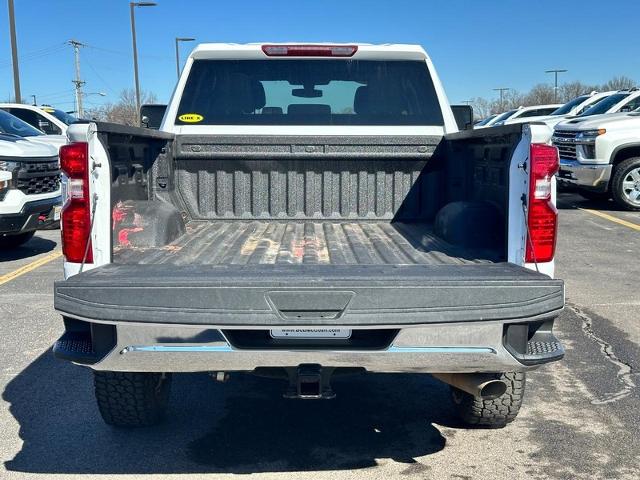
[[55, 263, 564, 327], [114, 221, 499, 266]]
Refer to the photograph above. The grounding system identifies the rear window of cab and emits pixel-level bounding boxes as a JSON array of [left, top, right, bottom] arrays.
[[176, 59, 444, 126]]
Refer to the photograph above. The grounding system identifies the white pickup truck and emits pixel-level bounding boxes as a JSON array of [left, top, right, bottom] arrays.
[[53, 43, 565, 430], [0, 103, 78, 137], [505, 91, 616, 128], [0, 134, 61, 247], [555, 111, 640, 209]]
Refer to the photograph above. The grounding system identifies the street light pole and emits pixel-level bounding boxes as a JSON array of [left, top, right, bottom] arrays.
[[175, 37, 195, 79], [129, 2, 157, 125], [7, 0, 22, 103], [546, 69, 568, 103], [493, 87, 510, 112]]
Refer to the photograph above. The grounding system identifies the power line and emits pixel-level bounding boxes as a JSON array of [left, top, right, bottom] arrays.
[[0, 43, 67, 69], [49, 100, 77, 106], [83, 55, 117, 95], [36, 89, 76, 101], [85, 43, 172, 61]]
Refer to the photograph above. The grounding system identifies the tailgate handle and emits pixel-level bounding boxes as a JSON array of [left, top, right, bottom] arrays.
[[277, 310, 342, 320], [266, 291, 355, 320]]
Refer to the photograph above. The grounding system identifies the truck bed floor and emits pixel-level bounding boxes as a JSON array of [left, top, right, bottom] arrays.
[[114, 221, 500, 266]]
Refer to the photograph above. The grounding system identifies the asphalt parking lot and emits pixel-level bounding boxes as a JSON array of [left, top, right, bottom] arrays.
[[0, 192, 638, 480]]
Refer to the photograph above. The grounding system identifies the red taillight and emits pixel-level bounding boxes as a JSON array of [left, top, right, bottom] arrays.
[[526, 144, 559, 263], [261, 44, 358, 57], [60, 142, 93, 263]]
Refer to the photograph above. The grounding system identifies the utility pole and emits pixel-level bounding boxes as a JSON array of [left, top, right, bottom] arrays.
[[7, 0, 22, 103], [546, 69, 567, 102], [130, 2, 157, 125], [493, 87, 510, 112], [69, 40, 86, 117], [175, 37, 195, 79]]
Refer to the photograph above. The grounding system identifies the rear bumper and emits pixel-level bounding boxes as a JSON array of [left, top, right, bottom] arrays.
[[54, 263, 565, 373], [557, 158, 612, 192], [54, 318, 564, 373]]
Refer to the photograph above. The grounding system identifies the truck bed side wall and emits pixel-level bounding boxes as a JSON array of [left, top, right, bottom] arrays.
[[91, 122, 175, 256], [443, 125, 523, 252]]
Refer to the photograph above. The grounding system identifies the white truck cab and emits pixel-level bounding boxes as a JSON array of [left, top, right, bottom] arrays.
[[490, 104, 562, 127], [574, 88, 640, 118], [0, 134, 61, 247], [0, 108, 67, 151], [554, 110, 640, 210], [505, 91, 616, 128], [0, 103, 77, 136]]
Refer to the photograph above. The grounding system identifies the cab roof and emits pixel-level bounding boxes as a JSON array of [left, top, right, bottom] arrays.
[[189, 43, 430, 61]]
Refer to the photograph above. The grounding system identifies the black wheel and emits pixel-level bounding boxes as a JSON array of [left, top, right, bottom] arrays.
[[93, 371, 172, 427], [611, 157, 640, 211], [450, 372, 525, 428], [578, 190, 610, 202], [0, 231, 35, 248]]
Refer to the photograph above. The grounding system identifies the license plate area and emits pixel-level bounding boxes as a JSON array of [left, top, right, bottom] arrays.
[[270, 328, 352, 339], [53, 205, 61, 221], [223, 329, 398, 350]]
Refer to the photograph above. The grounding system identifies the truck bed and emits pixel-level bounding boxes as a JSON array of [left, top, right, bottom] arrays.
[[113, 220, 499, 266], [56, 127, 565, 329]]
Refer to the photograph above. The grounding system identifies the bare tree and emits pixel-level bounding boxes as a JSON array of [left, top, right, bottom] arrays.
[[469, 97, 493, 119], [85, 89, 158, 126], [463, 75, 639, 120], [524, 84, 557, 105], [492, 89, 525, 111], [558, 81, 598, 102], [600, 76, 636, 91]]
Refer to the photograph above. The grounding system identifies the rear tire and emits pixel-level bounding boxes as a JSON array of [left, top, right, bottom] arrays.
[[610, 157, 640, 211], [0, 231, 35, 248], [93, 371, 171, 427], [450, 372, 525, 428]]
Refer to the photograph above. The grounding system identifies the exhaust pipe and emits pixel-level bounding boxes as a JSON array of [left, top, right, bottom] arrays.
[[432, 373, 507, 400]]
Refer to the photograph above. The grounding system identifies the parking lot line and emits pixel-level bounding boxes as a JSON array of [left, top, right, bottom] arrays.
[[0, 250, 62, 286], [579, 208, 640, 232]]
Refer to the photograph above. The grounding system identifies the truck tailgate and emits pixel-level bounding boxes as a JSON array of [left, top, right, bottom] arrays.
[[55, 263, 564, 327]]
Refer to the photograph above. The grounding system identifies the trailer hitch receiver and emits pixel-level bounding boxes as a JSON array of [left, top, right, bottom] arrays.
[[284, 364, 336, 399]]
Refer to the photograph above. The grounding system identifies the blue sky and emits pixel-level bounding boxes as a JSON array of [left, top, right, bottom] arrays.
[[1, 0, 638, 111]]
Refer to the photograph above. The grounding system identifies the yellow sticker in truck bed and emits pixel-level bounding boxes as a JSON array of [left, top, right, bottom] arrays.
[[178, 113, 203, 123]]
